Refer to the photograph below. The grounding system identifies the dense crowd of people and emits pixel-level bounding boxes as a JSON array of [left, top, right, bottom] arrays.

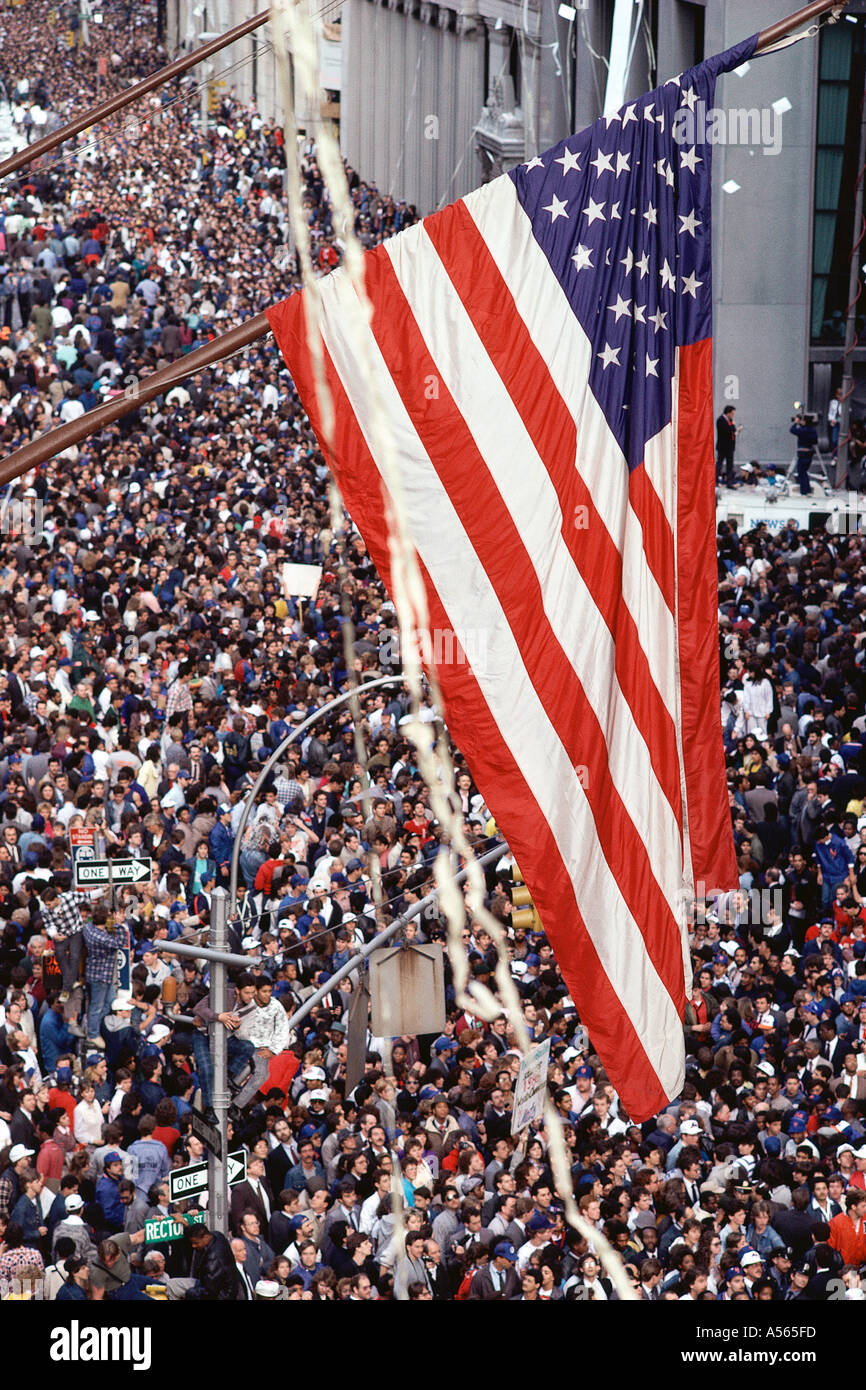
[[0, 0, 863, 1306]]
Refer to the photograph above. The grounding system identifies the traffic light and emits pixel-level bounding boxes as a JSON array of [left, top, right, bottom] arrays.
[[511, 868, 542, 932]]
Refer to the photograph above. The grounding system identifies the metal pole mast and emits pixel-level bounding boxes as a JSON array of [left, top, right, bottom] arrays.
[[228, 675, 403, 918], [208, 887, 230, 1238]]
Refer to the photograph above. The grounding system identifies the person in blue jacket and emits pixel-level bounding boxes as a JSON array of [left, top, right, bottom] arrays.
[[208, 804, 234, 884], [39, 995, 78, 1075], [96, 1152, 126, 1234], [9, 1167, 47, 1249]]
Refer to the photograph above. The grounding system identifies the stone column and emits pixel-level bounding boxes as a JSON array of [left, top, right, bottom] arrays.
[[474, 18, 525, 184]]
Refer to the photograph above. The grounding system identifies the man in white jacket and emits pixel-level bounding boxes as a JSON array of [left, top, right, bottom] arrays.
[[741, 664, 774, 737], [246, 976, 290, 1056]]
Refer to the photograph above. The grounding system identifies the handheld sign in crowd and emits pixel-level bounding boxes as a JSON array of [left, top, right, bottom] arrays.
[[511, 1038, 552, 1136]]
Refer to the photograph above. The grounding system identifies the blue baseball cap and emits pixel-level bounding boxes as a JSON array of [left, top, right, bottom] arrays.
[[527, 1213, 553, 1233], [493, 1242, 517, 1262], [788, 1112, 809, 1134]]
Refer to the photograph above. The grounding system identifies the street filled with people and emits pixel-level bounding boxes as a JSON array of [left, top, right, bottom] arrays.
[[0, 0, 863, 1305]]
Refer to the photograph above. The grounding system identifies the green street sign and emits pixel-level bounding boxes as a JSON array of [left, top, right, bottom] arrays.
[[144, 1211, 205, 1244]]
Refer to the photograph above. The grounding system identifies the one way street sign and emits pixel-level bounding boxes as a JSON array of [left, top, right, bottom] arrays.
[[169, 1150, 247, 1202], [74, 857, 152, 887]]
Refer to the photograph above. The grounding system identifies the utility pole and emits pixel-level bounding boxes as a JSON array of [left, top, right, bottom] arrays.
[[208, 887, 229, 1238]]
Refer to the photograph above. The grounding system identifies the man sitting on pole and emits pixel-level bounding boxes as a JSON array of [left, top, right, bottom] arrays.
[[241, 972, 295, 1105], [191, 972, 257, 1126]]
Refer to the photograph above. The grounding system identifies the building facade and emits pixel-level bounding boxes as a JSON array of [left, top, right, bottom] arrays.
[[172, 0, 866, 465]]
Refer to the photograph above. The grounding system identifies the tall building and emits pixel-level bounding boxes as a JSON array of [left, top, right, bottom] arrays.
[[173, 0, 866, 464]]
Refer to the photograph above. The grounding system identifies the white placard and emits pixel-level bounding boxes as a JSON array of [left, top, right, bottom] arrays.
[[511, 1038, 552, 1135]]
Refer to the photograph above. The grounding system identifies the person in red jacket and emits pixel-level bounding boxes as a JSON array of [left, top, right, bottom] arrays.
[[828, 1189, 866, 1266], [35, 1116, 66, 1183], [254, 851, 284, 896], [48, 1062, 77, 1126], [152, 1098, 182, 1157]]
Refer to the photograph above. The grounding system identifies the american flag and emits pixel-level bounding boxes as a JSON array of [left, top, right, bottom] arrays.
[[266, 37, 754, 1121]]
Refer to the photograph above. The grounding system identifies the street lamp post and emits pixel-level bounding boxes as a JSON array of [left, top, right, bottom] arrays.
[[228, 674, 404, 920]]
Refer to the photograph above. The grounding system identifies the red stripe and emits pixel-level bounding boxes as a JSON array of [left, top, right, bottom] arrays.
[[676, 339, 738, 890], [360, 243, 685, 1015], [424, 202, 682, 829], [628, 462, 676, 612], [266, 290, 671, 1120]]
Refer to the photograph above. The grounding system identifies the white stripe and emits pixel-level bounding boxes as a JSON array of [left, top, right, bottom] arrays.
[[644, 419, 676, 522], [463, 177, 680, 784], [384, 223, 682, 914], [314, 263, 685, 1098]]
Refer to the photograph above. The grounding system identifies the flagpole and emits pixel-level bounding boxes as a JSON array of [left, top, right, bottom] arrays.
[[0, 8, 271, 183], [0, 0, 848, 485], [756, 0, 846, 52], [0, 314, 270, 485]]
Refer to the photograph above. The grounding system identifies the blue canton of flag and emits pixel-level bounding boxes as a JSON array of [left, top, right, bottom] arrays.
[[509, 36, 757, 470]]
